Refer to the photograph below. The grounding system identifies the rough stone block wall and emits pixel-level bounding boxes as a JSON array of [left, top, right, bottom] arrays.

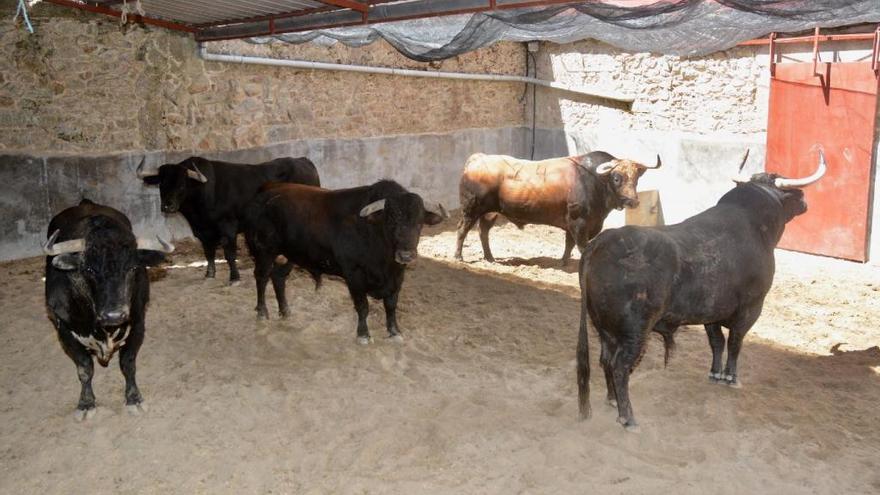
[[529, 39, 879, 265], [0, 4, 525, 154]]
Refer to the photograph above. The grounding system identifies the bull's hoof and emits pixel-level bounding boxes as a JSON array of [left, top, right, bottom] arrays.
[[724, 375, 742, 388], [126, 402, 147, 416], [578, 406, 592, 421], [484, 255, 495, 263], [606, 398, 618, 408], [228, 279, 242, 287], [618, 417, 640, 433], [256, 307, 269, 320], [708, 372, 725, 384], [205, 270, 216, 279], [453, 254, 463, 262], [74, 407, 97, 422], [356, 335, 373, 346], [387, 334, 404, 344], [279, 310, 290, 320]]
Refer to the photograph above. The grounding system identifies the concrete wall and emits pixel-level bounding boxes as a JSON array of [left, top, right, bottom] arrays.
[[529, 39, 880, 263], [0, 3, 531, 261], [0, 127, 529, 261]]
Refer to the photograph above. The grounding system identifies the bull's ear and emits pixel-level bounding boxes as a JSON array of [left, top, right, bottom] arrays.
[[364, 210, 384, 224], [142, 175, 161, 186], [51, 253, 80, 271], [138, 250, 167, 267]]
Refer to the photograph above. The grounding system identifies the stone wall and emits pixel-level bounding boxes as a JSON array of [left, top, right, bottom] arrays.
[[0, 3, 525, 154]]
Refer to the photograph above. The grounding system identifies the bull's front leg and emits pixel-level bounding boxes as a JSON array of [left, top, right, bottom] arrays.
[[200, 238, 218, 279], [57, 324, 98, 420], [705, 323, 726, 383], [350, 290, 371, 345], [119, 320, 146, 415], [454, 214, 479, 261], [383, 290, 403, 343], [220, 228, 241, 285]]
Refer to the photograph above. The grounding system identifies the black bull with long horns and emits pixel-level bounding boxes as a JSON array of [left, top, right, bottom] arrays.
[[138, 156, 320, 284], [243, 180, 447, 344], [577, 151, 827, 431], [43, 199, 173, 420]]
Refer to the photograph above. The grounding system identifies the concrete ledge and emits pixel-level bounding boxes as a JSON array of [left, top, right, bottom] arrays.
[[0, 126, 530, 261]]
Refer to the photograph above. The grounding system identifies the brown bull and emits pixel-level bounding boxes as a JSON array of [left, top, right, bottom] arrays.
[[454, 151, 660, 264]]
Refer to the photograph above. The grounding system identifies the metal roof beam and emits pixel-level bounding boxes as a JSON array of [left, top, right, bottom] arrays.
[[318, 0, 368, 13], [195, 0, 584, 41]]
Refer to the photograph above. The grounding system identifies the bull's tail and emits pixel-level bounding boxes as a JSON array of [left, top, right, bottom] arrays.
[[577, 278, 592, 421]]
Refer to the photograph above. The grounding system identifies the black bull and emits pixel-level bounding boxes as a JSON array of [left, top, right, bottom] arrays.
[[43, 199, 172, 420], [244, 180, 446, 344], [577, 153, 827, 431], [139, 156, 320, 283]]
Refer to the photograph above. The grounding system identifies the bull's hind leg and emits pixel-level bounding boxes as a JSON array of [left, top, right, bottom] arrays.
[[270, 261, 295, 318], [610, 332, 647, 432], [478, 213, 498, 262], [599, 337, 618, 408], [454, 214, 479, 261], [705, 323, 726, 383], [253, 256, 274, 319], [562, 231, 576, 266], [383, 289, 403, 342], [120, 319, 146, 415]]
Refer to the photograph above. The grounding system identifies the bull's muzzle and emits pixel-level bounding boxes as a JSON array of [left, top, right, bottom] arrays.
[[97, 310, 129, 328], [623, 198, 640, 209], [395, 250, 418, 265], [161, 204, 179, 214]]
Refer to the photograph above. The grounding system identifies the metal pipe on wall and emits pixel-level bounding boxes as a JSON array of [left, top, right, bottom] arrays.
[[197, 45, 636, 104]]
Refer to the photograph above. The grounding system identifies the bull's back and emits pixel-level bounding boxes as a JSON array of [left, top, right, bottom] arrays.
[[583, 226, 679, 326]]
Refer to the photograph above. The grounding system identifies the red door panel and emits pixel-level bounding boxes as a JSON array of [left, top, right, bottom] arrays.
[[766, 61, 878, 261]]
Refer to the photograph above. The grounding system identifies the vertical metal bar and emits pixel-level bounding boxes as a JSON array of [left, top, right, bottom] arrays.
[[769, 32, 777, 77], [812, 27, 821, 76], [872, 27, 880, 76]]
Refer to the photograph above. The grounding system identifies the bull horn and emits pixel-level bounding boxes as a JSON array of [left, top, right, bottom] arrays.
[[359, 199, 385, 217], [136, 235, 175, 253], [187, 163, 208, 183], [774, 150, 827, 189], [42, 229, 85, 256], [642, 154, 662, 169], [733, 149, 754, 183], [135, 157, 156, 179], [595, 161, 616, 175], [425, 202, 448, 219]]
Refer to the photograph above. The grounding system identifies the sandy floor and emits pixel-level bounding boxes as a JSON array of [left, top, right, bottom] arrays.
[[1, 215, 879, 494]]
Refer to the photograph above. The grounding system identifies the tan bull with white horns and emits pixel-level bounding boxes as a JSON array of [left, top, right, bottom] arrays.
[[454, 151, 661, 264]]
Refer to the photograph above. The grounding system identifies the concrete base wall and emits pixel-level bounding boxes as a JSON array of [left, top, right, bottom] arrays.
[[0, 126, 529, 261]]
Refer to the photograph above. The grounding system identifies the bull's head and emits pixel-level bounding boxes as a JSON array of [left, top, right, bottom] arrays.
[[43, 221, 173, 366], [733, 149, 827, 222], [138, 157, 208, 214], [359, 194, 447, 265], [594, 155, 662, 209]]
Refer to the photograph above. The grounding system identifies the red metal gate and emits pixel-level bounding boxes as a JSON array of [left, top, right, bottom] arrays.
[[765, 50, 879, 261]]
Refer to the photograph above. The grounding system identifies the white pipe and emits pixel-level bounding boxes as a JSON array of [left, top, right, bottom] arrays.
[[198, 46, 636, 103]]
